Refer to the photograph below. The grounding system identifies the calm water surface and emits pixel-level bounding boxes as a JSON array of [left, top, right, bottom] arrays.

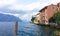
[[0, 22, 55, 36]]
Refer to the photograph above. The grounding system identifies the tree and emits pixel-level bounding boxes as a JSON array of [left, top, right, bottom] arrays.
[[49, 11, 60, 26]]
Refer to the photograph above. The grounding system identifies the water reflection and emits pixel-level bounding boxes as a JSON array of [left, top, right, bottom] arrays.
[[39, 26, 55, 36], [0, 22, 59, 36], [54, 29, 60, 36], [18, 22, 56, 36]]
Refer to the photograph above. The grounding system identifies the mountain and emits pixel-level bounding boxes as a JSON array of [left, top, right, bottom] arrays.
[[0, 13, 22, 22]]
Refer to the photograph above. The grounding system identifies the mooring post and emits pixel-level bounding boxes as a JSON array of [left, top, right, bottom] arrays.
[[14, 21, 18, 36]]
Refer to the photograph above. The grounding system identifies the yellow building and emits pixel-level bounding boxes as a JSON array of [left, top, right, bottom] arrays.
[[33, 13, 41, 24]]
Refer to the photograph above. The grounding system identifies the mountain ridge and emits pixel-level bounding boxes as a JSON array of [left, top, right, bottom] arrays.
[[0, 13, 22, 22]]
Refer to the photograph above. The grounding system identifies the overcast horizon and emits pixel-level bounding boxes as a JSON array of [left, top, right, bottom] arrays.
[[0, 0, 60, 21]]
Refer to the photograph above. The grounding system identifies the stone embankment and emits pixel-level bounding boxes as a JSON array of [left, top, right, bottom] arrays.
[[38, 23, 60, 29]]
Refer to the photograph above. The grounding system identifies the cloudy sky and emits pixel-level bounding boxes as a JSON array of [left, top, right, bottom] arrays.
[[0, 0, 60, 21]]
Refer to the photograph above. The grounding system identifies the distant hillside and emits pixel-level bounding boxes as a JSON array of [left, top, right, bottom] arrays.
[[0, 13, 22, 22]]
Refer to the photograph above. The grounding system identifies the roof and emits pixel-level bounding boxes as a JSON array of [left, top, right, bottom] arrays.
[[39, 2, 60, 12], [39, 6, 48, 12]]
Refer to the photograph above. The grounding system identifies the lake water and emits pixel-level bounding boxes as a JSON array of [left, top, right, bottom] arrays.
[[0, 22, 55, 36]]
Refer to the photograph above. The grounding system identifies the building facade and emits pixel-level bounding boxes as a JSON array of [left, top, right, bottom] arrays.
[[39, 3, 60, 24], [32, 13, 41, 24]]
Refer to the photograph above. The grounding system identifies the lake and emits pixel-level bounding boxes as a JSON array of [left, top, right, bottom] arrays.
[[0, 22, 57, 36]]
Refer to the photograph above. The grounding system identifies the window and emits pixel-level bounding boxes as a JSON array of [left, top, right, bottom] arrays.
[[53, 6, 54, 9]]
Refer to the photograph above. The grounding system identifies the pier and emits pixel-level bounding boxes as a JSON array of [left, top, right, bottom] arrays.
[[14, 21, 18, 36]]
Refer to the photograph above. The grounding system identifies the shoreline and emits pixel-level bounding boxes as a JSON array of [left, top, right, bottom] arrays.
[[36, 23, 60, 29]]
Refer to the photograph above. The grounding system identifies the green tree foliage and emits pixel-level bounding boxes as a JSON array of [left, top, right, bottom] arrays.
[[49, 11, 60, 25]]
